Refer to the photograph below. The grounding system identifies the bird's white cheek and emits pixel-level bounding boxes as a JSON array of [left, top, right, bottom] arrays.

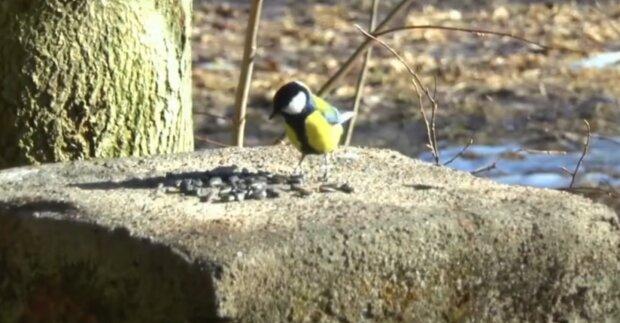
[[283, 105, 302, 115], [283, 92, 306, 115]]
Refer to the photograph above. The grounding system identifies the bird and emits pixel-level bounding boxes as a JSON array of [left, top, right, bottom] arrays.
[[270, 81, 354, 179]]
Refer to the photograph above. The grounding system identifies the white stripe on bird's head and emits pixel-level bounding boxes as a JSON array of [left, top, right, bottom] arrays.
[[283, 91, 307, 115]]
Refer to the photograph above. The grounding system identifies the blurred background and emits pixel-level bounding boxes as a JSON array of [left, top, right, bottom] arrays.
[[192, 0, 620, 208]]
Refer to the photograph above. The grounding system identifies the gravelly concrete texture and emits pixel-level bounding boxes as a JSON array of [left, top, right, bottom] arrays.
[[0, 146, 618, 322]]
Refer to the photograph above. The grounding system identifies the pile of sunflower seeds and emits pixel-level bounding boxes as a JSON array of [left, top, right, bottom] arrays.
[[160, 166, 353, 203]]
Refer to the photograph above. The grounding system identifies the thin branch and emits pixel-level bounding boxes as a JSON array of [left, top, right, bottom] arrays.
[[515, 148, 567, 155], [560, 167, 573, 176], [345, 0, 379, 146], [410, 78, 435, 162], [432, 75, 438, 101], [195, 135, 231, 148], [593, 134, 620, 145], [594, 1, 620, 36], [471, 161, 497, 175], [318, 0, 413, 96], [566, 186, 620, 196], [429, 93, 439, 165], [374, 25, 586, 54], [568, 120, 591, 188], [233, 0, 263, 147], [355, 24, 441, 165], [194, 111, 231, 120], [443, 138, 473, 166]]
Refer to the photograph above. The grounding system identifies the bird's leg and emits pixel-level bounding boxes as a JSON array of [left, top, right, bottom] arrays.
[[293, 154, 307, 177], [321, 153, 331, 182]]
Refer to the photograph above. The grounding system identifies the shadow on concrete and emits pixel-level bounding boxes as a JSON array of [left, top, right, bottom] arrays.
[[0, 202, 228, 322], [73, 166, 241, 190]]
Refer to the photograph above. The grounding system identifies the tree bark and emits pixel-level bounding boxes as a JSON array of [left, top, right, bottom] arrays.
[[0, 0, 194, 168]]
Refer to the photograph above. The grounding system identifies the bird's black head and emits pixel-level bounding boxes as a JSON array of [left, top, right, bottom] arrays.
[[271, 81, 312, 119]]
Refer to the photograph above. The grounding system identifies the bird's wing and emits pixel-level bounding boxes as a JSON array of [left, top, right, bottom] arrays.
[[305, 111, 343, 153], [311, 94, 354, 125]]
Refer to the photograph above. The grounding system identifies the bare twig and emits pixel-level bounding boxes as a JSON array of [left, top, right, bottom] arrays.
[[345, 0, 379, 146], [233, 0, 263, 147], [443, 138, 474, 166], [318, 0, 413, 96], [568, 120, 591, 188], [566, 186, 620, 198], [194, 111, 231, 120], [471, 161, 497, 175], [374, 25, 586, 54], [594, 1, 620, 36], [429, 96, 439, 165], [410, 78, 434, 163], [515, 148, 567, 155], [195, 135, 231, 148], [593, 134, 620, 145], [356, 24, 441, 165]]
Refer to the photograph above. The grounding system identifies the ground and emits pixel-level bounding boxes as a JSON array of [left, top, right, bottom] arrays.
[[1, 146, 618, 321], [192, 0, 620, 211]]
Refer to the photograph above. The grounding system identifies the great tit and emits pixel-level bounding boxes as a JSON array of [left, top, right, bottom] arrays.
[[271, 81, 354, 178]]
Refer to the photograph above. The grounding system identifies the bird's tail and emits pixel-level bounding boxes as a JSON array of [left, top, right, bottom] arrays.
[[335, 111, 355, 124]]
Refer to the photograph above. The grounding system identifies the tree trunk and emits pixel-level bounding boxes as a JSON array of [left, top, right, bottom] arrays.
[[0, 0, 194, 168]]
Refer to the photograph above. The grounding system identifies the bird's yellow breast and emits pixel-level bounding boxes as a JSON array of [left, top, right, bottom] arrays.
[[305, 111, 343, 153], [284, 111, 343, 154]]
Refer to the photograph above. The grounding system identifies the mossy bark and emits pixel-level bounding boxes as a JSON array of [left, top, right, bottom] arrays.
[[0, 0, 194, 168]]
